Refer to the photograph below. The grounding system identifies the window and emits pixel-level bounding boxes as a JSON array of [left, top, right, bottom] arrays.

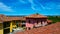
[[37, 21, 38, 24], [28, 20, 31, 23], [3, 22, 10, 28]]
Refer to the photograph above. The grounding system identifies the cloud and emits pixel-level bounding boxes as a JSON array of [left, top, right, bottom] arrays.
[[28, 0, 46, 11], [18, 0, 46, 11], [0, 2, 14, 12], [39, 4, 45, 9], [28, 0, 60, 11], [19, 0, 26, 3], [28, 0, 37, 10], [19, 0, 28, 4]]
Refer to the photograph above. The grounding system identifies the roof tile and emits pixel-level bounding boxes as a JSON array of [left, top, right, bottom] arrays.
[[15, 22, 60, 34]]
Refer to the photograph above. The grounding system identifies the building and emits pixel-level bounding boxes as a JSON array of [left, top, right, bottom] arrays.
[[0, 15, 26, 34], [25, 13, 48, 30], [0, 13, 52, 34]]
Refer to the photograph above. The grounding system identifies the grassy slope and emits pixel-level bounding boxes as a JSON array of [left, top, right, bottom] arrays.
[[47, 16, 60, 23]]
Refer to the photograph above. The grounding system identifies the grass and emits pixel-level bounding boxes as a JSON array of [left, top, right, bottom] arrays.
[[48, 16, 60, 23]]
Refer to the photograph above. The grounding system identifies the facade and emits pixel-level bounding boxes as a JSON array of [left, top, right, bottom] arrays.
[[0, 15, 26, 34], [0, 14, 52, 34], [0, 23, 3, 34], [26, 14, 48, 30]]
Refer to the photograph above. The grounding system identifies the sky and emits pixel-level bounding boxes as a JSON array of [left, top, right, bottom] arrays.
[[0, 0, 60, 16]]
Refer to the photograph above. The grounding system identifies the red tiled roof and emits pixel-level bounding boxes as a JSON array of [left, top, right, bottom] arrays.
[[15, 22, 60, 34], [47, 20, 52, 23], [0, 14, 48, 23], [0, 15, 26, 23], [0, 14, 7, 23], [26, 14, 47, 18], [8, 17, 26, 21], [0, 14, 51, 23]]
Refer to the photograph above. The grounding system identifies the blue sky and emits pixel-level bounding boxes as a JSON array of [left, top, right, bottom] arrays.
[[0, 0, 60, 15]]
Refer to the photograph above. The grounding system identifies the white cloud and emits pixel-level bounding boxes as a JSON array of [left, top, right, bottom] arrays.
[[19, 0, 41, 11], [19, 0, 25, 3], [28, 0, 37, 10], [0, 2, 14, 12], [28, 0, 45, 11], [19, 0, 28, 4]]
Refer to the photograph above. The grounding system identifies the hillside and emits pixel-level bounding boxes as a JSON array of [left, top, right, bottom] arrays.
[[48, 16, 60, 23]]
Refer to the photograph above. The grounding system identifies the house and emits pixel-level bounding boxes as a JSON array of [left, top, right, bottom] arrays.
[[0, 15, 26, 34], [25, 13, 48, 30], [0, 13, 52, 34]]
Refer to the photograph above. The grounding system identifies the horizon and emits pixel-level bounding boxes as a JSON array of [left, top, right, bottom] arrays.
[[0, 0, 60, 15]]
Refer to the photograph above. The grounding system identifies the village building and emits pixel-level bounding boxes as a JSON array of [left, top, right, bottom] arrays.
[[0, 13, 52, 34], [25, 13, 48, 30]]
